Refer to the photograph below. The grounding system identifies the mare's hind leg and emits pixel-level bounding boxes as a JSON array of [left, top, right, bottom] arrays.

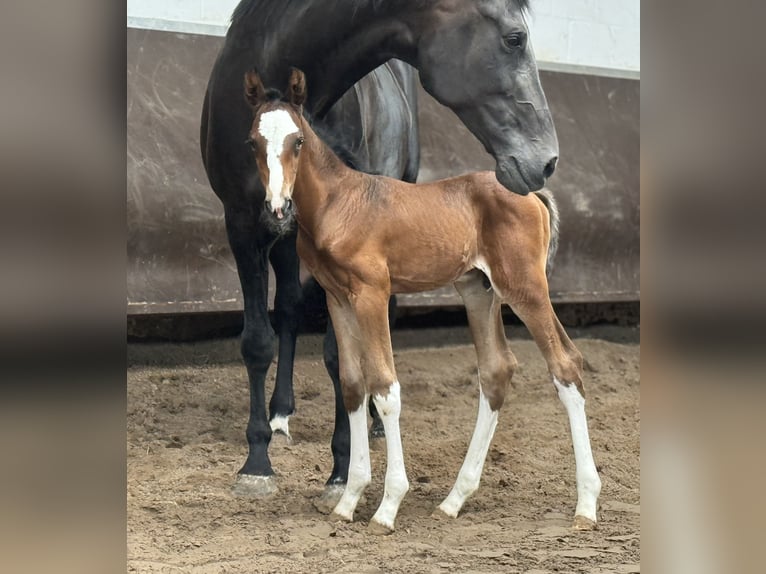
[[437, 271, 517, 518], [505, 279, 601, 529], [266, 235, 302, 444]]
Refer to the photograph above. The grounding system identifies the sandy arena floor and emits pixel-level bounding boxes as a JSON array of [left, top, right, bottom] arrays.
[[128, 325, 639, 573]]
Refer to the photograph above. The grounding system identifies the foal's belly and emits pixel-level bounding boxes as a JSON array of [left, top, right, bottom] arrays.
[[388, 248, 474, 294]]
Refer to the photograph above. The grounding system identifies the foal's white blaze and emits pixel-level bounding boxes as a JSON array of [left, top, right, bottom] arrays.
[[439, 386, 498, 517], [332, 396, 371, 520], [370, 382, 409, 530], [553, 377, 601, 522], [258, 109, 299, 214]]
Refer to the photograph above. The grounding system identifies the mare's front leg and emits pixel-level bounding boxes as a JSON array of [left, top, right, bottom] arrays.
[[225, 209, 278, 497], [266, 235, 302, 443], [437, 271, 517, 518], [507, 281, 601, 530]]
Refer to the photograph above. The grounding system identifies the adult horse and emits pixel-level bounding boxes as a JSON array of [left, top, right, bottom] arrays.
[[200, 0, 559, 502]]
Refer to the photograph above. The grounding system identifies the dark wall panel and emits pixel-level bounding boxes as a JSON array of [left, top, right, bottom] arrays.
[[127, 28, 639, 314]]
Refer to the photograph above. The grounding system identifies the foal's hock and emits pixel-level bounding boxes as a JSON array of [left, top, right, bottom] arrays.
[[244, 68, 601, 533]]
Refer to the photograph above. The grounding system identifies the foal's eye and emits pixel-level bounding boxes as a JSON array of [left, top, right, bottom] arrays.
[[503, 32, 525, 51], [295, 137, 304, 151], [245, 138, 257, 151]]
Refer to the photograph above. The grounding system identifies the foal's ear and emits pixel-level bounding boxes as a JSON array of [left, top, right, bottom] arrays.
[[287, 68, 307, 107], [244, 69, 266, 108]]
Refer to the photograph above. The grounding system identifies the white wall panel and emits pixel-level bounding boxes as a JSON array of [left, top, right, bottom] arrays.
[[127, 0, 639, 76]]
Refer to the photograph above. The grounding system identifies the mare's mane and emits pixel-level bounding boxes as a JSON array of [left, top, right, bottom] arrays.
[[231, 0, 531, 28]]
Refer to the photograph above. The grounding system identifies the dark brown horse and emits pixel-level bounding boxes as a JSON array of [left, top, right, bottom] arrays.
[[244, 68, 598, 533], [200, 0, 559, 504]]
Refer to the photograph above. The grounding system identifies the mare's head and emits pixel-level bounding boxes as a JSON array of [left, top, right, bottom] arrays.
[[416, 0, 557, 194], [244, 68, 307, 224]]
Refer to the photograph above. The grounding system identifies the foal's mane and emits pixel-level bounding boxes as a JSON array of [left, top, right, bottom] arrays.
[[257, 88, 363, 171]]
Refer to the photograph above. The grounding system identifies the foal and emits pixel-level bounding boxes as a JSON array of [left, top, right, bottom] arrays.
[[244, 69, 601, 533]]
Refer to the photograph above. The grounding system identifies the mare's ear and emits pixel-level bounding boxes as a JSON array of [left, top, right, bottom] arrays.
[[244, 69, 266, 108], [287, 68, 307, 107]]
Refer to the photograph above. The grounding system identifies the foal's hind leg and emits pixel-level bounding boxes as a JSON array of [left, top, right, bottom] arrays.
[[508, 287, 601, 530], [437, 271, 516, 518]]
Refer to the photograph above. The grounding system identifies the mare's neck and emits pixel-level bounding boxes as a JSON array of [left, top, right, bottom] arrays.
[[229, 0, 431, 116], [292, 120, 361, 235]]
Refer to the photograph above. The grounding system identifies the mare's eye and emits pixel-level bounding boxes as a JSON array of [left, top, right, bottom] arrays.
[[295, 137, 304, 151], [245, 137, 257, 151], [503, 32, 525, 51]]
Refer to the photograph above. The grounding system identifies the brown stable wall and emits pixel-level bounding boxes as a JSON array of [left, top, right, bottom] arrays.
[[127, 28, 638, 314]]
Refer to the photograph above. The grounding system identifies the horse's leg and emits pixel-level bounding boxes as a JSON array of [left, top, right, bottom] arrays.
[[348, 287, 409, 534], [225, 210, 278, 497], [309, 281, 391, 512], [437, 271, 516, 518], [313, 315, 350, 513], [266, 235, 302, 443], [506, 276, 601, 530], [324, 295, 372, 523], [368, 295, 397, 444]]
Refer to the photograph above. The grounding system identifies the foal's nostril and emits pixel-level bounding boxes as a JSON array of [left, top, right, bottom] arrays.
[[543, 156, 558, 179]]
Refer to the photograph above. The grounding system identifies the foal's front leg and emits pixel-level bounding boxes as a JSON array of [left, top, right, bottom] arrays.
[[324, 296, 371, 523], [353, 290, 409, 533]]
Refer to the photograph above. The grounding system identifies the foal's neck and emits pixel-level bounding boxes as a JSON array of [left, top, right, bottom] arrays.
[[292, 121, 363, 233]]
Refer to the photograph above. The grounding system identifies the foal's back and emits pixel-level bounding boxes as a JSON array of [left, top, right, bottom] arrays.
[[340, 170, 550, 293]]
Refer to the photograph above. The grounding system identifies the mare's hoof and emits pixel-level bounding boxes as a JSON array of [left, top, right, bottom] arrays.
[[270, 429, 293, 446], [431, 507, 454, 520], [269, 416, 292, 445], [572, 515, 598, 531], [313, 484, 345, 515], [367, 519, 395, 535], [231, 474, 278, 498]]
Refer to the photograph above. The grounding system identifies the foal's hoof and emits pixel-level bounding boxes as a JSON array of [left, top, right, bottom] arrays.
[[231, 474, 278, 498], [313, 484, 345, 515], [329, 511, 352, 523], [431, 507, 454, 520], [367, 519, 395, 535], [572, 515, 598, 531]]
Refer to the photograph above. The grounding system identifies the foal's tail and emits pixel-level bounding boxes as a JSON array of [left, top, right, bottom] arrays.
[[534, 188, 560, 277]]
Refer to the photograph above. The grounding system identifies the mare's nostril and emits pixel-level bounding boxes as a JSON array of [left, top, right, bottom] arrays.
[[543, 156, 558, 179]]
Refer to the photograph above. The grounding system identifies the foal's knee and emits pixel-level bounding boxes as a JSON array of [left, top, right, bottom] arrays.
[[551, 350, 586, 397], [481, 353, 516, 411]]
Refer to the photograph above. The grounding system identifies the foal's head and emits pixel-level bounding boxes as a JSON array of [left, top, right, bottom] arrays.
[[244, 68, 307, 223]]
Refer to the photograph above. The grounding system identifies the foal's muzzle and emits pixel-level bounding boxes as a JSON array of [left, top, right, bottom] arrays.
[[265, 199, 294, 220]]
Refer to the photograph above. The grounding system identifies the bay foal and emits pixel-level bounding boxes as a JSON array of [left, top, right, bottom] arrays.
[[244, 69, 601, 533]]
